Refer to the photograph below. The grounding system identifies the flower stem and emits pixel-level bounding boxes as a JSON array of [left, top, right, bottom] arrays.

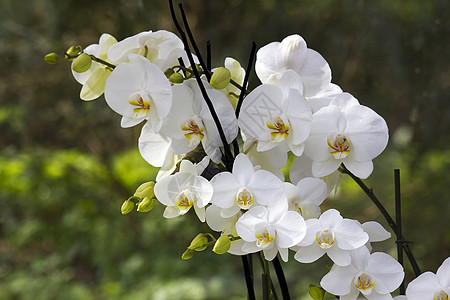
[[235, 42, 257, 119], [340, 165, 421, 277], [241, 254, 256, 300], [272, 257, 290, 300], [395, 169, 406, 295]]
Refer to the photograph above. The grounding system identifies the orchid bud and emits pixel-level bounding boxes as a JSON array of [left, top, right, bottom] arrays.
[[137, 197, 154, 213], [134, 181, 155, 199], [72, 53, 92, 73], [65, 46, 82, 60], [212, 235, 231, 254], [210, 67, 231, 90], [188, 233, 208, 251], [308, 284, 324, 300], [181, 248, 195, 260], [164, 68, 175, 78], [44, 53, 59, 64], [121, 199, 134, 215], [169, 72, 184, 84]]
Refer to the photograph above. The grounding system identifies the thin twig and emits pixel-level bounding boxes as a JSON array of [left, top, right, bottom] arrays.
[[272, 257, 290, 300], [235, 42, 257, 119]]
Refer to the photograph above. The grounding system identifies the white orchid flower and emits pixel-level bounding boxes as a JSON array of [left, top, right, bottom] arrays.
[[107, 30, 189, 71], [304, 102, 388, 179], [154, 158, 212, 222], [235, 203, 307, 262], [72, 33, 117, 100], [238, 70, 312, 156], [161, 79, 237, 163], [406, 256, 450, 300], [104, 53, 172, 129], [255, 34, 341, 99], [294, 209, 369, 266], [283, 177, 327, 220], [360, 221, 391, 251], [321, 247, 404, 300], [210, 153, 285, 218]]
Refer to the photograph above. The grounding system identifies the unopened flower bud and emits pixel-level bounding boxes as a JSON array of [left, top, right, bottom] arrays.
[[210, 67, 231, 90], [308, 284, 325, 300], [121, 199, 134, 215], [164, 68, 175, 78], [169, 72, 184, 84], [134, 181, 155, 199], [72, 53, 92, 73], [44, 53, 59, 64], [212, 235, 231, 254], [137, 197, 154, 213], [181, 248, 195, 260], [65, 46, 82, 60], [188, 233, 208, 251]]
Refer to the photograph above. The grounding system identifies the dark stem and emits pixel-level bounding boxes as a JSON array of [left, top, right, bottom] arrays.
[[257, 253, 278, 300], [241, 255, 256, 300], [340, 165, 421, 276], [395, 169, 406, 295], [207, 40, 211, 71], [178, 3, 211, 80], [272, 257, 290, 300], [235, 42, 257, 119], [89, 55, 116, 69], [169, 0, 233, 171]]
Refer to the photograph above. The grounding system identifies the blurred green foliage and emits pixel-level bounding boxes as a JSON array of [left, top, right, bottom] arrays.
[[0, 0, 449, 298]]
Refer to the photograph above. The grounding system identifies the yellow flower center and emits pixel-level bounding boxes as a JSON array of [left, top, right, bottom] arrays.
[[316, 229, 335, 249], [434, 290, 449, 300], [236, 187, 254, 209], [181, 116, 205, 146], [266, 116, 290, 142], [354, 273, 375, 293], [327, 133, 351, 159], [175, 190, 195, 215], [128, 92, 151, 116], [255, 228, 274, 248]]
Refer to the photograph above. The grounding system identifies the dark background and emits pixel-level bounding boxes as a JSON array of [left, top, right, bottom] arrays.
[[0, 0, 449, 298]]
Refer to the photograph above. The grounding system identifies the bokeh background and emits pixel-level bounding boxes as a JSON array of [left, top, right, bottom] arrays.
[[1, 0, 449, 299]]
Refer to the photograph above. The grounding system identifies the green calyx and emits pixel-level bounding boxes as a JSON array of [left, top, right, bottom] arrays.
[[137, 197, 155, 213], [212, 235, 231, 254], [134, 181, 155, 199], [121, 199, 134, 215], [44, 53, 59, 64]]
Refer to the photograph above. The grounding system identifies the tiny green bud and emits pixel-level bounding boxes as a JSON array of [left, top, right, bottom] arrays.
[[137, 197, 155, 213], [65, 46, 82, 60], [134, 181, 155, 199], [194, 64, 203, 73], [169, 72, 184, 84], [44, 53, 59, 64], [72, 53, 92, 73], [164, 68, 175, 78], [121, 199, 134, 215], [181, 248, 195, 260], [210, 67, 231, 90], [212, 235, 231, 254], [308, 284, 324, 300], [188, 233, 208, 251]]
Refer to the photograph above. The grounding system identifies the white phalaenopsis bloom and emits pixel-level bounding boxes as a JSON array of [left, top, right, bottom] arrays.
[[284, 177, 327, 219], [104, 53, 172, 129], [304, 100, 389, 179], [406, 257, 450, 300], [210, 153, 285, 218], [107, 30, 189, 71], [255, 34, 341, 99], [239, 70, 312, 156], [294, 209, 368, 266], [235, 203, 307, 262], [72, 33, 117, 101], [160, 79, 237, 163], [154, 158, 213, 222], [321, 247, 404, 300]]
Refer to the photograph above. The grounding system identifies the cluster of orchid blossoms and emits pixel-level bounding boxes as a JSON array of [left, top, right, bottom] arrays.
[[47, 23, 450, 300]]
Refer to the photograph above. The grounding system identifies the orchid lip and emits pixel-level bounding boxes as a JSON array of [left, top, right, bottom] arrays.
[[236, 187, 254, 209], [266, 116, 290, 143], [316, 229, 335, 249], [175, 189, 195, 215], [433, 290, 449, 300], [181, 115, 205, 146], [128, 91, 152, 117], [353, 272, 375, 294], [255, 227, 274, 248], [327, 132, 351, 159]]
